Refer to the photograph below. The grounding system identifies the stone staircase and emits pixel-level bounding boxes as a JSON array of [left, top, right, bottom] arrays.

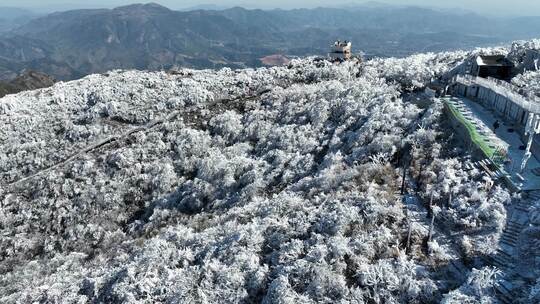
[[492, 196, 534, 304], [527, 190, 540, 202], [492, 200, 529, 267], [465, 158, 506, 180], [495, 279, 515, 304]]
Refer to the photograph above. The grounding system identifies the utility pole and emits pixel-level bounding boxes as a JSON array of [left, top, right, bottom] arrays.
[[427, 193, 434, 218], [400, 143, 412, 195], [519, 113, 540, 173], [400, 142, 413, 254], [401, 165, 407, 195], [423, 193, 435, 255], [426, 212, 435, 255], [406, 216, 412, 255]]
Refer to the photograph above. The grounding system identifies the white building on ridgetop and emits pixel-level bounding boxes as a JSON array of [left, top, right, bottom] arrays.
[[329, 40, 352, 60]]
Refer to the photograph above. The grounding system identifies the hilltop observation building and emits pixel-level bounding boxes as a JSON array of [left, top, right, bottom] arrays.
[[329, 40, 352, 61], [471, 55, 514, 80]]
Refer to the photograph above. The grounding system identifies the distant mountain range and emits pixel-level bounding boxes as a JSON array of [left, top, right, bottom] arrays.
[[0, 2, 539, 81], [0, 7, 38, 32]]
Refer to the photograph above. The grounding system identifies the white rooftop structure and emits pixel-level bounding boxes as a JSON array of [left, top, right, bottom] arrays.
[[475, 55, 513, 67], [330, 40, 352, 60]]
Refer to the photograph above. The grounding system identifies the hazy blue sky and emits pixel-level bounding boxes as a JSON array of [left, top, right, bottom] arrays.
[[4, 0, 540, 16]]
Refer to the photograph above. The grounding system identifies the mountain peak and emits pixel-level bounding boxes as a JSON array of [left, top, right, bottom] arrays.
[[114, 3, 171, 13]]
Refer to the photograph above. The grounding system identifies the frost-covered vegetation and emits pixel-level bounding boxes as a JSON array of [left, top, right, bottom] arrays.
[[512, 71, 540, 98], [0, 43, 537, 303], [509, 40, 540, 100]]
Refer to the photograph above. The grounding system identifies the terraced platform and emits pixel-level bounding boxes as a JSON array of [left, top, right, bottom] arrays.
[[442, 95, 540, 191]]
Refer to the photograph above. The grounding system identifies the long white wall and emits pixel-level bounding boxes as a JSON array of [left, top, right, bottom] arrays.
[[450, 75, 540, 159]]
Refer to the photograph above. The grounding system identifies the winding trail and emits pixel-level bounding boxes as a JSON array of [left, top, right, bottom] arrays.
[[3, 89, 271, 191]]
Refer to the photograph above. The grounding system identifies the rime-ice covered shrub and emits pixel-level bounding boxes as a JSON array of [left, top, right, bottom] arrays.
[[422, 159, 508, 232], [404, 98, 510, 257], [509, 39, 540, 55], [364, 51, 469, 91], [508, 39, 540, 67], [529, 278, 540, 303], [512, 70, 540, 98], [3, 40, 536, 303], [442, 267, 500, 304]]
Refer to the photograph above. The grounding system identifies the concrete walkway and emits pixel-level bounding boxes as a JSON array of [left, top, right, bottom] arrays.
[[442, 95, 540, 191], [442, 94, 539, 303]]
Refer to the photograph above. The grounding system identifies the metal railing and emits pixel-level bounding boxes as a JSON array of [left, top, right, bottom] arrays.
[[454, 75, 540, 114]]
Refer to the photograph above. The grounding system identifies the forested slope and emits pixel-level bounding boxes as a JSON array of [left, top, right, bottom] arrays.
[[1, 42, 538, 303]]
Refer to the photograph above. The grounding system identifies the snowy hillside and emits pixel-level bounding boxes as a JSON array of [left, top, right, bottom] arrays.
[[0, 43, 538, 303]]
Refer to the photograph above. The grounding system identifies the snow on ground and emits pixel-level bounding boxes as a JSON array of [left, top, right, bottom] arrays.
[[444, 95, 540, 190], [0, 45, 533, 303], [509, 39, 540, 100], [512, 70, 540, 99]]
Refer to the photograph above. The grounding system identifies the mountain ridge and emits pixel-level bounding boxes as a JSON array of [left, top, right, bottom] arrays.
[[2, 39, 539, 303], [0, 3, 539, 80]]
